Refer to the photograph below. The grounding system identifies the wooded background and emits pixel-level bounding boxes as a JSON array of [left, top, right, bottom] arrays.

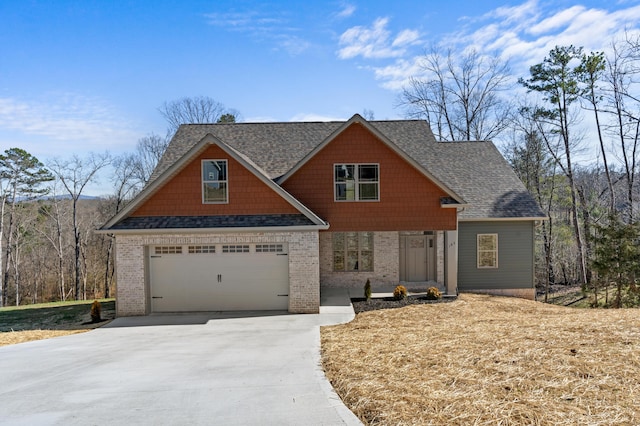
[[2, 36, 639, 308]]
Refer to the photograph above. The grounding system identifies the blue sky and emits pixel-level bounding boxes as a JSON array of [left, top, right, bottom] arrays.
[[1, 0, 640, 194]]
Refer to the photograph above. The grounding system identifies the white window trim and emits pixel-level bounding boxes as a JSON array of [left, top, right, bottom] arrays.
[[202, 159, 228, 204], [477, 233, 498, 269], [333, 163, 380, 202]]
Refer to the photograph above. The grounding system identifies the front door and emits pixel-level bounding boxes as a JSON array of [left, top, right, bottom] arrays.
[[400, 235, 436, 282]]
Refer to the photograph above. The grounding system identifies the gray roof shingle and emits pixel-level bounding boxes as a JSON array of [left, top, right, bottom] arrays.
[[146, 118, 545, 220], [110, 214, 315, 230]]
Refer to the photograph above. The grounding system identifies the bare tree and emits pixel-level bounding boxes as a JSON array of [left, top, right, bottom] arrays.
[[400, 47, 513, 141], [48, 153, 110, 300], [130, 133, 169, 188], [158, 96, 239, 133], [604, 36, 640, 221], [36, 184, 70, 301], [362, 109, 375, 120]]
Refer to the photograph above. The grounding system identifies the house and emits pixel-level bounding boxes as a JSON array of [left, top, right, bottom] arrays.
[[99, 114, 546, 316]]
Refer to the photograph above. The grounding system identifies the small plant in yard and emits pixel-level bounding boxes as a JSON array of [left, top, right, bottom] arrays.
[[90, 300, 102, 323], [425, 286, 442, 300], [393, 285, 407, 300], [364, 279, 372, 301]]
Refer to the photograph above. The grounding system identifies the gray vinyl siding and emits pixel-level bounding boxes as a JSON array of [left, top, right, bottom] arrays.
[[458, 221, 534, 290]]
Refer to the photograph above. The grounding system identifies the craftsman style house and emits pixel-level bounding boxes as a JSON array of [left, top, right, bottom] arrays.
[[100, 114, 545, 316]]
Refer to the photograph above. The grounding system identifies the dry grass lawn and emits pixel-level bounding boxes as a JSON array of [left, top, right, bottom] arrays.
[[321, 293, 640, 425], [0, 329, 88, 346]]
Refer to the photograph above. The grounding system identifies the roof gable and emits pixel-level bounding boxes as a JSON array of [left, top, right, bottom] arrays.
[[276, 114, 464, 203], [101, 134, 328, 231]]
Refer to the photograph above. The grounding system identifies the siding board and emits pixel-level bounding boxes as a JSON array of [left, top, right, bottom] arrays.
[[458, 221, 534, 290]]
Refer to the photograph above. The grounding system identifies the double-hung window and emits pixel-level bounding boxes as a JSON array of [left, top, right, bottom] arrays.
[[202, 160, 228, 203], [333, 232, 374, 271], [477, 234, 498, 268], [334, 164, 379, 201]]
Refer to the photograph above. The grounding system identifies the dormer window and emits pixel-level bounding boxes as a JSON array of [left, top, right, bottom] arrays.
[[334, 164, 379, 201], [202, 160, 228, 203]]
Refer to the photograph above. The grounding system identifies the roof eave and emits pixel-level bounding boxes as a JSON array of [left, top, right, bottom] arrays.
[[96, 223, 330, 235], [458, 216, 549, 222], [441, 203, 470, 209]]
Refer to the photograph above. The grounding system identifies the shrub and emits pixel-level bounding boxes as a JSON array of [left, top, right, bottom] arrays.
[[364, 279, 372, 301], [90, 300, 102, 323], [425, 286, 442, 300], [393, 285, 407, 300]]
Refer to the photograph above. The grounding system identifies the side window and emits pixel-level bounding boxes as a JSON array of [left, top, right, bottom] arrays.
[[334, 164, 379, 201], [202, 160, 228, 203], [477, 234, 498, 268]]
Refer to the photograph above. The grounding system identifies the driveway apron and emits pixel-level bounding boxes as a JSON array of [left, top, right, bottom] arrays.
[[0, 291, 361, 426]]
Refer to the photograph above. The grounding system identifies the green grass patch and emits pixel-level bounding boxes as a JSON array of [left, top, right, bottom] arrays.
[[0, 299, 115, 332], [0, 298, 114, 311]]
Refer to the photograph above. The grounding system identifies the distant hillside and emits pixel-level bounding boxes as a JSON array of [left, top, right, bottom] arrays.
[[15, 194, 103, 202]]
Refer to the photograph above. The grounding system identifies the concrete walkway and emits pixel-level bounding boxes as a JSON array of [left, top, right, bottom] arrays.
[[0, 289, 360, 426]]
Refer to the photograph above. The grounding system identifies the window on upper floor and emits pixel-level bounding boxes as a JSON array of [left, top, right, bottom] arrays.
[[477, 233, 498, 268], [202, 160, 228, 203], [334, 164, 379, 201], [333, 232, 374, 272]]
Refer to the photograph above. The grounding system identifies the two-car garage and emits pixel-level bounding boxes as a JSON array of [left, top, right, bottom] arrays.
[[148, 243, 290, 312]]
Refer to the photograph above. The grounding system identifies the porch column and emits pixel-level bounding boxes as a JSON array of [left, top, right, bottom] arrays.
[[444, 230, 458, 296]]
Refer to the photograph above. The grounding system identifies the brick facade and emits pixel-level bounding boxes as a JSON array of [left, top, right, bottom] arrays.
[[319, 230, 449, 290], [319, 231, 400, 288], [115, 231, 320, 316]]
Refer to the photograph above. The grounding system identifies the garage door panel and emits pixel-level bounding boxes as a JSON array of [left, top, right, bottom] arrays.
[[149, 245, 289, 312]]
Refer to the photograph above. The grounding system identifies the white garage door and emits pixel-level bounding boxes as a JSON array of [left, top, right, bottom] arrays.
[[149, 243, 289, 312]]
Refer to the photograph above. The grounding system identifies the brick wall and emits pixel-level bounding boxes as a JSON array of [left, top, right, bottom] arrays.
[[282, 123, 457, 231], [319, 231, 400, 288], [114, 231, 320, 316], [319, 230, 448, 289]]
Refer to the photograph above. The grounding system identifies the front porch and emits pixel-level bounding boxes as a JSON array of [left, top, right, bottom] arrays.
[[319, 230, 458, 297]]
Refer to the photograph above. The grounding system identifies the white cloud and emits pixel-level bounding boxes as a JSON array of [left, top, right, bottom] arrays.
[[364, 1, 640, 92], [373, 59, 424, 90], [204, 9, 311, 55], [337, 17, 421, 59], [0, 93, 142, 158], [275, 35, 312, 55], [463, 3, 640, 67], [392, 29, 420, 47], [336, 3, 356, 19], [528, 5, 585, 35], [204, 11, 286, 30]]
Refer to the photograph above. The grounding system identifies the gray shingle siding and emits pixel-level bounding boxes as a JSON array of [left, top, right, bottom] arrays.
[[458, 221, 535, 290]]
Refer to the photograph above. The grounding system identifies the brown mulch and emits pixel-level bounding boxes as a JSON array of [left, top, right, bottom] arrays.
[[352, 295, 455, 313], [321, 293, 640, 425]]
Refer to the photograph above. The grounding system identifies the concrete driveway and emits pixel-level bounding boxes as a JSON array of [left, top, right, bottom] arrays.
[[0, 289, 361, 426]]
